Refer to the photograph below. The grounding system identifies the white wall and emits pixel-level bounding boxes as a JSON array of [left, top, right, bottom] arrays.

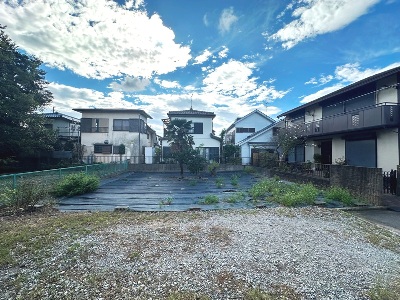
[[171, 116, 220, 149], [332, 138, 345, 164], [377, 129, 399, 172], [80, 111, 149, 160], [234, 112, 273, 144], [376, 75, 398, 104], [304, 105, 322, 123]]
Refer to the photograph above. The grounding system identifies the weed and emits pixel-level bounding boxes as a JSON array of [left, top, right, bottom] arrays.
[[244, 166, 256, 174], [199, 195, 219, 205], [215, 177, 224, 188], [324, 186, 354, 206], [244, 285, 301, 299], [225, 191, 246, 204], [160, 197, 174, 206], [128, 251, 141, 261], [367, 277, 400, 300], [231, 174, 239, 186]]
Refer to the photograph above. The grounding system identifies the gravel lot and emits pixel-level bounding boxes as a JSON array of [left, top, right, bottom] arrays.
[[1, 207, 400, 299]]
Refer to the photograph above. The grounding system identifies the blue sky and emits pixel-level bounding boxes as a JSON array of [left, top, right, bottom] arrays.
[[1, 0, 400, 135]]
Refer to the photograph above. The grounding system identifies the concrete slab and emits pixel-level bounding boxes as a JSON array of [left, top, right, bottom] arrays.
[[350, 209, 400, 233]]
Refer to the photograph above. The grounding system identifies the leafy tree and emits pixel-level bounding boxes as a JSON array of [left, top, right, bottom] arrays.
[[0, 25, 56, 162], [164, 118, 195, 176], [274, 124, 305, 162], [223, 144, 240, 163], [187, 149, 207, 176]]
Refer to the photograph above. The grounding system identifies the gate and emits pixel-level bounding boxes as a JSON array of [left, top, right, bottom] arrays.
[[383, 169, 397, 194]]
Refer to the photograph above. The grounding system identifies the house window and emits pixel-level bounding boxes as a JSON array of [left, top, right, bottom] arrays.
[[94, 144, 112, 154], [236, 127, 255, 133], [81, 118, 109, 133], [128, 119, 147, 133], [113, 119, 130, 131], [188, 123, 203, 134], [113, 145, 125, 154]]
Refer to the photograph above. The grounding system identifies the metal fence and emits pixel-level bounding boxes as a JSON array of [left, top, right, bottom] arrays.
[[276, 161, 331, 179], [0, 160, 129, 190], [383, 170, 397, 194]]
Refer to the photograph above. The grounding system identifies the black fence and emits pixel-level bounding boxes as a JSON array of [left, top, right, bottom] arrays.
[[383, 170, 397, 194]]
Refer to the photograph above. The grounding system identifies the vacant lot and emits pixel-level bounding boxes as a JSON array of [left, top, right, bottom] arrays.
[[1, 208, 400, 299]]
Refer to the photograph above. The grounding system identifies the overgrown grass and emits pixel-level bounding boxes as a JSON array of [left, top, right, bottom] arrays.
[[324, 186, 354, 206], [367, 277, 400, 300], [224, 191, 246, 204], [215, 177, 224, 188], [230, 174, 239, 186], [0, 178, 54, 213], [52, 172, 100, 197], [0, 212, 172, 267], [249, 178, 318, 207], [199, 195, 219, 205]]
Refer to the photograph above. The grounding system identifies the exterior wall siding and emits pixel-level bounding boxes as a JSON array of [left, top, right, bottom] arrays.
[[332, 138, 345, 164], [377, 129, 399, 172]]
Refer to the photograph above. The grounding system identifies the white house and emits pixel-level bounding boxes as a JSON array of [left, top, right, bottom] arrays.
[[162, 108, 221, 162], [225, 109, 277, 164], [43, 112, 80, 140], [73, 108, 157, 164]]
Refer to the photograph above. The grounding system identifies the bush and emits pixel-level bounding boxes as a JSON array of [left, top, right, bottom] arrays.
[[187, 154, 207, 175], [0, 178, 52, 212], [208, 162, 219, 176], [199, 195, 219, 205], [276, 183, 318, 207], [324, 186, 354, 206], [52, 173, 100, 197], [258, 152, 279, 168]]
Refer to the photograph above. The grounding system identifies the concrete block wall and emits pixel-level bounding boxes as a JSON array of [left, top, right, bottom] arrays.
[[330, 165, 383, 206]]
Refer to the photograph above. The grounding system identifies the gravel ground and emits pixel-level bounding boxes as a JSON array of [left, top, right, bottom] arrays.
[[1, 207, 400, 299]]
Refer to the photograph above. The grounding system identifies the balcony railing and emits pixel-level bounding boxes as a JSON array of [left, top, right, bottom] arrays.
[[301, 102, 400, 137]]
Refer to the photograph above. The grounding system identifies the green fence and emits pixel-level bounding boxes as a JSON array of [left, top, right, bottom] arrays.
[[0, 160, 129, 190]]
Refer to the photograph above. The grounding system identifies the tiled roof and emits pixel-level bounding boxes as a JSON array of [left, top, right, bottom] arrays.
[[168, 108, 216, 118]]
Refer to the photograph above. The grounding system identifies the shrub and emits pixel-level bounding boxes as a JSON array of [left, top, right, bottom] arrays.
[[200, 195, 219, 205], [276, 183, 318, 207], [324, 186, 354, 206], [215, 177, 224, 188], [230, 174, 239, 186], [208, 161, 219, 176], [187, 154, 207, 175], [258, 152, 279, 168], [225, 191, 246, 204], [0, 178, 52, 212], [52, 173, 100, 197]]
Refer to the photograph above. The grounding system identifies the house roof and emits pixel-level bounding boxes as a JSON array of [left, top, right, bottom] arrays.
[[237, 120, 282, 146], [167, 108, 216, 119], [277, 66, 400, 118], [73, 108, 152, 119], [226, 109, 275, 132], [43, 112, 80, 123]]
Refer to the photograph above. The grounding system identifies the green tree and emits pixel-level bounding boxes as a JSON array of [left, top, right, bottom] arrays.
[[274, 124, 305, 162], [0, 25, 56, 162], [165, 118, 195, 177]]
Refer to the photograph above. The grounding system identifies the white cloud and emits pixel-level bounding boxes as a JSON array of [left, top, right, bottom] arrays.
[[0, 0, 191, 79], [218, 7, 238, 34], [194, 49, 213, 65], [46, 82, 136, 117], [300, 84, 344, 103], [110, 77, 150, 92], [300, 61, 400, 103], [203, 13, 210, 27], [305, 77, 318, 85], [270, 0, 381, 49], [154, 79, 182, 89], [218, 46, 229, 58]]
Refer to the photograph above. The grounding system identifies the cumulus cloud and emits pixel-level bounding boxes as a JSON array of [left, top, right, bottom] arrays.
[[270, 0, 381, 49], [218, 46, 229, 58], [194, 49, 213, 65], [300, 62, 400, 103], [203, 60, 289, 103], [154, 79, 182, 89], [0, 0, 191, 79], [218, 7, 238, 34], [110, 77, 151, 92]]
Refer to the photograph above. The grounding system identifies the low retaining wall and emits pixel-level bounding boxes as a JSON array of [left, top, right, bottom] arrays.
[[128, 163, 245, 173], [270, 165, 383, 206], [330, 165, 382, 206]]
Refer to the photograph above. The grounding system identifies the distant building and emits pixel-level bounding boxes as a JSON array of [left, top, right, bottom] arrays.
[[73, 108, 157, 163], [43, 112, 80, 141], [225, 109, 278, 165], [162, 108, 221, 162]]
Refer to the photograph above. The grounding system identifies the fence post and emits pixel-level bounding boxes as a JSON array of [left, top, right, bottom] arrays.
[[13, 174, 17, 189], [85, 165, 88, 174]]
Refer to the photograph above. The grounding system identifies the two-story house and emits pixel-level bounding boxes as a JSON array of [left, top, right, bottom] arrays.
[[162, 108, 221, 162], [225, 109, 278, 165], [278, 66, 400, 172], [73, 108, 157, 163]]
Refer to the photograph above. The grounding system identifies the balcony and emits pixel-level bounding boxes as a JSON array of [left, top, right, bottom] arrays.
[[301, 103, 400, 137]]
